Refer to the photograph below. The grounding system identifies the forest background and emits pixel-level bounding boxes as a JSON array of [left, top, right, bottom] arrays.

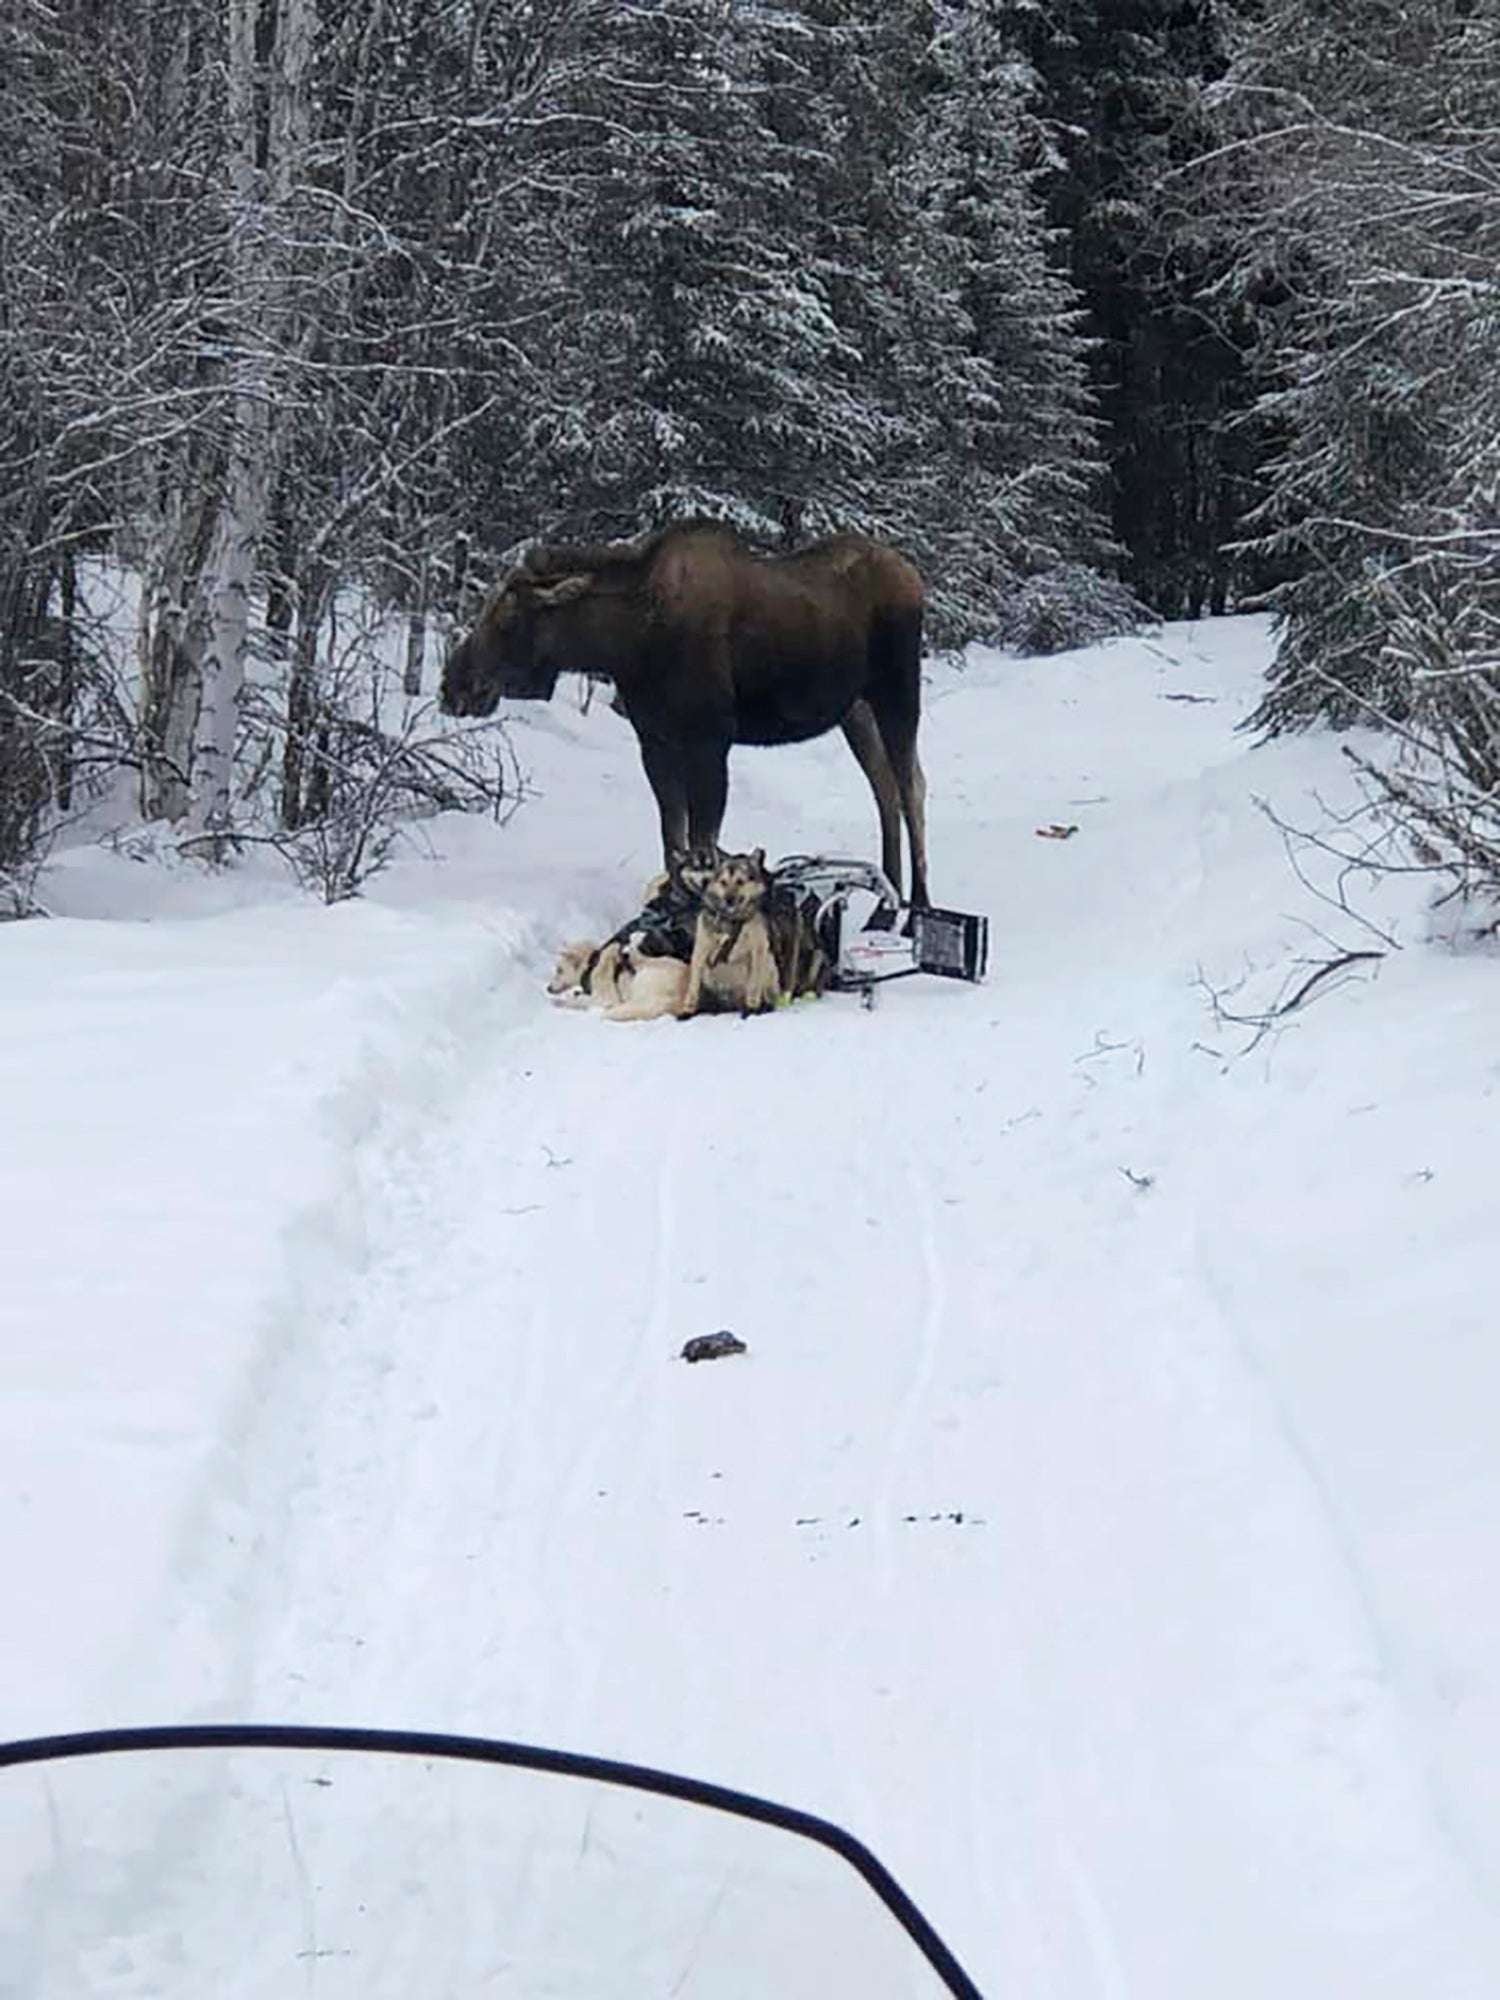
[[3, 0, 1496, 900]]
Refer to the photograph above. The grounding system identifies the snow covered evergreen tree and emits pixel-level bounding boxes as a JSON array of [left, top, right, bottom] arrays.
[[889, 1, 1112, 628], [1210, 0, 1500, 737], [536, 0, 1113, 637], [994, 0, 1260, 616], [541, 0, 884, 543], [1206, 0, 1500, 892]]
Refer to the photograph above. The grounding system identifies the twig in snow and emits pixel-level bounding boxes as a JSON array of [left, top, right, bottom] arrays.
[[1073, 1030, 1145, 1078], [1197, 948, 1384, 1056], [1252, 790, 1408, 951]]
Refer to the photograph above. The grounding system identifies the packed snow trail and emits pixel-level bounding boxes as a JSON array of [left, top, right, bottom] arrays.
[[8, 617, 1500, 1997], [221, 624, 1500, 1996]]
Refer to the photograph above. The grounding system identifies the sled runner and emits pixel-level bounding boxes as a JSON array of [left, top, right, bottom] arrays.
[[771, 856, 988, 1005]]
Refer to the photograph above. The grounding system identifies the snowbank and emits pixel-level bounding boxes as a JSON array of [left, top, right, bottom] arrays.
[[0, 894, 540, 1735]]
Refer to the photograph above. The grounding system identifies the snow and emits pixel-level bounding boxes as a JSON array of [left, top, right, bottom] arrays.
[[4, 614, 1500, 1994]]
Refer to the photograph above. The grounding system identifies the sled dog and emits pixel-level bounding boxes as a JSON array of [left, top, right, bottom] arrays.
[[764, 879, 831, 1001], [683, 848, 783, 1017], [547, 933, 691, 1023]]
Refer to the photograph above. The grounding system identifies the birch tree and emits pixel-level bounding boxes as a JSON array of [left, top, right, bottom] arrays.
[[185, 0, 316, 838]]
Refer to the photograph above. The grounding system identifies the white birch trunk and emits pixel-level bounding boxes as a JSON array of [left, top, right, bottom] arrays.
[[136, 10, 219, 824], [403, 562, 429, 697], [138, 487, 214, 823], [189, 0, 316, 838]]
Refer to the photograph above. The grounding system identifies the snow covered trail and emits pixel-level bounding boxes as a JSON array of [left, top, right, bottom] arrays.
[[207, 624, 1500, 1997], [9, 616, 1500, 1997]]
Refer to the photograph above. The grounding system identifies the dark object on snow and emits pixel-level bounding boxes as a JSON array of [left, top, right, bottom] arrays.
[[440, 520, 931, 907], [681, 1330, 748, 1363]]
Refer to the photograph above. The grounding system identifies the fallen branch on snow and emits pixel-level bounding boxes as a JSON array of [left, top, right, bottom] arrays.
[[1197, 947, 1385, 1055]]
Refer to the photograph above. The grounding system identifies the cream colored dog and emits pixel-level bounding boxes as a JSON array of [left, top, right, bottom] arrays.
[[547, 934, 690, 1023]]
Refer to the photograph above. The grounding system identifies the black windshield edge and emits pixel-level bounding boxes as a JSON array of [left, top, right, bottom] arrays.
[[0, 1721, 986, 1999]]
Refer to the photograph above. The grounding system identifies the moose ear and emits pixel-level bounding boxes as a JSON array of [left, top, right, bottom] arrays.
[[530, 572, 593, 608]]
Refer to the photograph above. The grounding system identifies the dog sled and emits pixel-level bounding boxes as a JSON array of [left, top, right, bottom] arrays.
[[771, 855, 988, 1007]]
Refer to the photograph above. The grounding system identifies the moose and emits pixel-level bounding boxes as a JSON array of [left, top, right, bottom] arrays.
[[441, 520, 930, 907]]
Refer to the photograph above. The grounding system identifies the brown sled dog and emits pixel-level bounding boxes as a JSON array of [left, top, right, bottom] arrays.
[[683, 848, 784, 1016]]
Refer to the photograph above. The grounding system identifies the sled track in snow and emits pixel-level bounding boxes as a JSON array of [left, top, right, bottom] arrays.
[[155, 621, 1500, 1997], [231, 954, 1500, 1997]]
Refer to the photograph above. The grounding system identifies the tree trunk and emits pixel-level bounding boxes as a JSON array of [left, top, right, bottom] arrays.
[[280, 560, 331, 830], [55, 550, 78, 811], [190, 0, 317, 841], [402, 563, 428, 697], [138, 488, 216, 823]]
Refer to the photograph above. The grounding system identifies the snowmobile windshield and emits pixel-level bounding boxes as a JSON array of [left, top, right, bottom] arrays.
[[0, 1724, 984, 1998]]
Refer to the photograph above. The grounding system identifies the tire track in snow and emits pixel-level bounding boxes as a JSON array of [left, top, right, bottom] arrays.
[[876, 1156, 948, 1583], [814, 1147, 950, 1863], [242, 998, 726, 1760], [522, 1070, 691, 1748], [251, 1039, 1493, 1996], [1188, 1232, 1500, 1930], [960, 1134, 1146, 2000]]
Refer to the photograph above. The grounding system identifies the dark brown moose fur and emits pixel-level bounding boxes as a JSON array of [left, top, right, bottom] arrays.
[[441, 521, 930, 906]]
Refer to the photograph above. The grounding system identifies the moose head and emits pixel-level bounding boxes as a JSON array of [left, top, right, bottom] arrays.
[[440, 567, 595, 715]]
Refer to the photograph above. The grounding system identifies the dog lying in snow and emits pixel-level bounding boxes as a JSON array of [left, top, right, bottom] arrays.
[[548, 847, 827, 1021], [547, 933, 691, 1023], [546, 849, 713, 1023]]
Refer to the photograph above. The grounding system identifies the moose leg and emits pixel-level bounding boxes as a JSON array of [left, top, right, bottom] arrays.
[[840, 700, 904, 897], [636, 733, 690, 866], [681, 732, 730, 855], [867, 612, 931, 909], [867, 698, 930, 910], [898, 745, 930, 910]]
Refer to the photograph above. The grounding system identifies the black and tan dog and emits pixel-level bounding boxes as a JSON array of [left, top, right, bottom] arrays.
[[765, 876, 832, 1003], [683, 848, 785, 1016]]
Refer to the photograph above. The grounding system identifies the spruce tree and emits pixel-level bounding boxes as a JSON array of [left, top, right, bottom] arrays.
[[546, 0, 885, 542], [893, 1, 1111, 625], [1201, 0, 1500, 731], [992, 0, 1262, 616]]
